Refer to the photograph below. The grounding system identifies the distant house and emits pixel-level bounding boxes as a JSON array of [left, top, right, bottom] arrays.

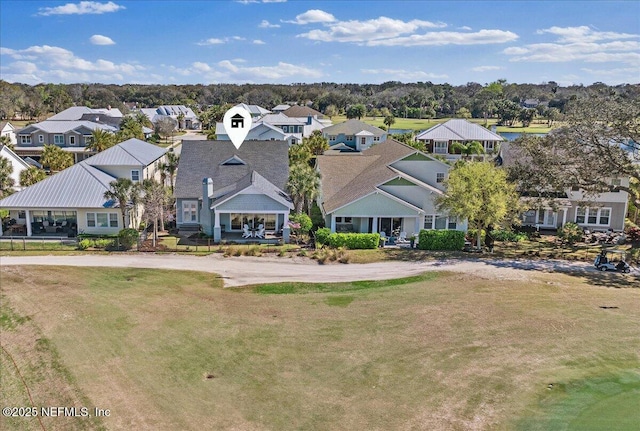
[[236, 103, 270, 118], [0, 121, 17, 147], [415, 119, 504, 160], [521, 99, 540, 109], [0, 139, 167, 237], [139, 105, 200, 130], [174, 140, 293, 243], [322, 119, 387, 151], [259, 112, 325, 139], [497, 142, 629, 232], [271, 104, 291, 113], [47, 106, 123, 121], [282, 105, 332, 127], [317, 139, 466, 237], [0, 143, 30, 191], [215, 122, 301, 146]]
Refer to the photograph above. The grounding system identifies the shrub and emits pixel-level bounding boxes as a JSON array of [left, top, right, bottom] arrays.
[[77, 239, 91, 250], [557, 222, 583, 245], [315, 227, 331, 246], [93, 239, 114, 249], [417, 230, 465, 250], [493, 229, 527, 242], [118, 228, 139, 250], [625, 225, 640, 246], [289, 213, 313, 236], [327, 233, 380, 249]]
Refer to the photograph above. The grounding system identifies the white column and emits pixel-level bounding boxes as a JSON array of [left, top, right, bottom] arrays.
[[25, 209, 32, 237], [371, 217, 378, 233], [562, 208, 568, 226], [214, 211, 220, 228], [283, 212, 290, 228], [330, 214, 336, 233], [414, 216, 421, 235]]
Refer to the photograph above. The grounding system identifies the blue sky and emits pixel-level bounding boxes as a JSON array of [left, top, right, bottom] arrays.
[[1, 1, 638, 86]]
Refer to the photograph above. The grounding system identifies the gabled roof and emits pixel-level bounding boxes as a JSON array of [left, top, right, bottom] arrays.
[[175, 140, 289, 199], [237, 103, 270, 116], [0, 121, 15, 131], [47, 106, 122, 121], [416, 119, 504, 142], [18, 121, 117, 135], [260, 113, 306, 126], [85, 138, 167, 167], [272, 104, 291, 111], [0, 144, 30, 170], [322, 119, 386, 137], [0, 161, 117, 209], [211, 171, 293, 210], [282, 105, 323, 118], [317, 139, 417, 213]]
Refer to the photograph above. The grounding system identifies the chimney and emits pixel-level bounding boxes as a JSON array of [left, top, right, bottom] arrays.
[[202, 177, 213, 204]]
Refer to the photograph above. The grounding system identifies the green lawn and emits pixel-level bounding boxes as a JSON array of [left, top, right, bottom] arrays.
[[1, 266, 638, 430]]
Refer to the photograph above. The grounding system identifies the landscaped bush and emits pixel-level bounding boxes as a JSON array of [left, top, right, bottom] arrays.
[[77, 239, 92, 250], [327, 233, 380, 249], [493, 229, 528, 242], [93, 239, 114, 249], [118, 228, 140, 250], [417, 230, 465, 250], [77, 238, 114, 250], [557, 222, 583, 245], [314, 227, 331, 246]]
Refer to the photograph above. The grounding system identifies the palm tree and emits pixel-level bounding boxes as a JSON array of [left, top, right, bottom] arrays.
[[287, 163, 320, 215], [159, 152, 179, 193], [383, 115, 395, 131], [0, 156, 15, 198], [134, 112, 153, 129], [103, 178, 134, 228], [86, 129, 116, 153], [19, 166, 47, 187], [0, 135, 15, 151], [450, 141, 486, 160], [41, 145, 74, 172], [140, 179, 168, 246], [117, 116, 144, 141]]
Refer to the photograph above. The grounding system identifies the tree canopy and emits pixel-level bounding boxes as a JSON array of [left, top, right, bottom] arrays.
[[41, 145, 73, 172]]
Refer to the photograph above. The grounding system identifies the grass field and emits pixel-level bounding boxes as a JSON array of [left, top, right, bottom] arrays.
[[1, 266, 638, 430]]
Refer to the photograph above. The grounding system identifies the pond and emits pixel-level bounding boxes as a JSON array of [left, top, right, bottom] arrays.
[[498, 132, 547, 141]]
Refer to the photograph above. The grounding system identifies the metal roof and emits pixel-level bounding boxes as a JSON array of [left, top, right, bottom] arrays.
[[47, 106, 122, 121], [322, 119, 386, 137], [0, 162, 117, 209], [19, 121, 117, 134], [416, 119, 504, 142], [86, 138, 167, 167]]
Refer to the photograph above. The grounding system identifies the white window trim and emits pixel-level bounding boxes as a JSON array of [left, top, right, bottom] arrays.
[[87, 212, 118, 228], [434, 141, 448, 154], [20, 135, 31, 144], [38, 134, 44, 143], [182, 201, 198, 223], [131, 170, 140, 182], [54, 134, 64, 145], [69, 136, 76, 146], [424, 214, 457, 230], [575, 206, 612, 226]]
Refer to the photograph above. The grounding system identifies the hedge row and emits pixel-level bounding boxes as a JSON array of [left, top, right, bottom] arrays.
[[315, 228, 380, 249], [417, 229, 465, 250]]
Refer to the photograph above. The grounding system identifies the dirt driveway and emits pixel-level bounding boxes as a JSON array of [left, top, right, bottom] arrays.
[[2, 254, 637, 287]]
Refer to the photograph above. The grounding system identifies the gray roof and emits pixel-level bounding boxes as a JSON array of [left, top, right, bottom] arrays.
[[282, 105, 323, 118], [271, 104, 291, 111], [0, 162, 117, 209], [86, 138, 167, 167], [260, 113, 306, 126], [237, 103, 270, 116], [416, 119, 504, 142], [317, 139, 417, 213], [211, 171, 292, 210], [322, 119, 386, 137], [175, 140, 289, 199], [19, 121, 117, 135], [48, 106, 122, 121]]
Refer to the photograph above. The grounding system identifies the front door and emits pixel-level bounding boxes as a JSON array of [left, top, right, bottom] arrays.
[[537, 209, 557, 227]]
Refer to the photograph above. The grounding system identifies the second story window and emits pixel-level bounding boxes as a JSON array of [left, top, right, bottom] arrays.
[[20, 135, 31, 144], [436, 172, 446, 183], [346, 135, 354, 141], [38, 135, 44, 143], [131, 170, 140, 182], [54, 135, 64, 145]]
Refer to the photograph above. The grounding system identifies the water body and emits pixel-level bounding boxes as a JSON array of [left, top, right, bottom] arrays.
[[498, 132, 547, 141]]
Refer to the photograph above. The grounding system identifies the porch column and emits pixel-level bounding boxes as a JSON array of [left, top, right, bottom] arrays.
[[330, 214, 336, 233], [25, 209, 32, 237], [213, 211, 221, 242], [414, 216, 421, 235], [562, 208, 568, 226], [371, 217, 378, 233], [282, 212, 290, 243]]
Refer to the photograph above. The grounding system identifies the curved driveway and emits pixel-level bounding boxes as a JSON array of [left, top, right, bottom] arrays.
[[0, 253, 612, 287]]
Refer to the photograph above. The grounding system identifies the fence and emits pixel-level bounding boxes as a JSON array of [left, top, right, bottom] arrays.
[[0, 237, 78, 252]]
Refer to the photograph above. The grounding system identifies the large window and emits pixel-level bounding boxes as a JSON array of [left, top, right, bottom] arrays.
[[576, 207, 612, 226], [434, 141, 448, 154], [86, 212, 117, 228], [54, 135, 64, 145], [233, 214, 277, 231], [182, 201, 198, 223], [424, 214, 457, 230], [20, 135, 31, 144]]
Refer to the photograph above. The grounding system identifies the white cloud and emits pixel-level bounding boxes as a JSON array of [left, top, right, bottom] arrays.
[[459, 26, 472, 31], [259, 19, 280, 28], [192, 62, 211, 72], [38, 1, 124, 16], [197, 38, 225, 46], [367, 29, 518, 46], [504, 26, 640, 65], [471, 65, 502, 72], [287, 9, 336, 24], [217, 59, 322, 80], [90, 34, 115, 45], [361, 68, 447, 81], [253, 39, 266, 45]]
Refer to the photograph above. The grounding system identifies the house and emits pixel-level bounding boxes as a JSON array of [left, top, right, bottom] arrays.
[[282, 105, 332, 127], [497, 142, 629, 232], [215, 122, 301, 146], [415, 119, 504, 160], [271, 104, 291, 113], [15, 120, 118, 163], [139, 105, 200, 130], [47, 106, 123, 121], [0, 143, 30, 191], [322, 119, 387, 151], [316, 138, 466, 238], [0, 139, 167, 237], [1, 121, 17, 146], [259, 112, 326, 139], [174, 140, 293, 243], [236, 103, 270, 118]]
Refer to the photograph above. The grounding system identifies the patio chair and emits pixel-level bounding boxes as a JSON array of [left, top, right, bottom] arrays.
[[255, 224, 265, 239], [396, 231, 408, 243], [242, 224, 252, 238]]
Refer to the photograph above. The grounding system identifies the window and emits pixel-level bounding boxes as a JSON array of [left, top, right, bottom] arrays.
[[87, 213, 96, 227], [571, 186, 580, 191], [109, 213, 118, 228], [69, 136, 76, 145], [335, 217, 343, 223], [436, 173, 445, 183], [424, 215, 434, 229], [587, 210, 597, 224], [435, 216, 447, 230], [346, 135, 354, 141], [18, 210, 26, 219], [329, 135, 336, 142], [599, 208, 610, 225], [576, 207, 612, 226], [38, 135, 44, 143], [20, 135, 31, 144], [282, 126, 289, 132], [374, 136, 380, 142], [182, 201, 198, 223], [485, 141, 494, 152], [131, 170, 140, 181], [576, 207, 586, 224], [97, 213, 109, 227], [523, 210, 536, 224], [434, 141, 448, 154], [86, 213, 111, 228], [448, 216, 458, 230], [54, 135, 64, 145]]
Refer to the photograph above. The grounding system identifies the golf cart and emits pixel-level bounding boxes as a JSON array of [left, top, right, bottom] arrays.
[[594, 249, 631, 273]]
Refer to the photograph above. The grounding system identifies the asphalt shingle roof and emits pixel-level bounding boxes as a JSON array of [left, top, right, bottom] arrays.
[[416, 119, 504, 142], [282, 105, 323, 118], [322, 119, 386, 137], [317, 139, 416, 213], [86, 138, 167, 167], [175, 140, 289, 200]]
